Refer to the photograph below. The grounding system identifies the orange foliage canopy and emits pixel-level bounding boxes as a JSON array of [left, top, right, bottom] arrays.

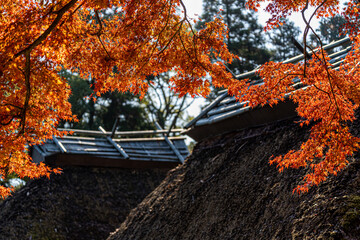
[[240, 0, 360, 193], [0, 0, 237, 198], [1, 0, 360, 197]]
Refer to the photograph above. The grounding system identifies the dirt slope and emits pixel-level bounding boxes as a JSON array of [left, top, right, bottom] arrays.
[[0, 167, 167, 240], [109, 118, 360, 240]]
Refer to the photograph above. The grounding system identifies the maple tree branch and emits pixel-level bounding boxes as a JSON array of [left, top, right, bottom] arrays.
[[299, 0, 342, 120], [313, 83, 330, 95], [308, 2, 342, 121], [93, 10, 104, 36], [94, 10, 112, 60], [14, 0, 78, 58], [122, 2, 157, 29], [301, 0, 309, 67], [179, 0, 200, 63], [58, 0, 86, 28], [178, 31, 203, 69], [257, 72, 302, 99], [325, 71, 342, 121], [179, 0, 188, 21], [1, 103, 22, 110], [157, 0, 193, 57], [19, 52, 31, 135], [131, 0, 176, 78], [176, 1, 211, 75], [97, 35, 112, 60], [157, 20, 185, 55], [0, 116, 18, 126], [303, 0, 327, 47], [301, 0, 314, 75], [145, 0, 173, 58]]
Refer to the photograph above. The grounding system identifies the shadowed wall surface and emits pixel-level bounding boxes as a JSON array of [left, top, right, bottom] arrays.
[[0, 167, 168, 240]]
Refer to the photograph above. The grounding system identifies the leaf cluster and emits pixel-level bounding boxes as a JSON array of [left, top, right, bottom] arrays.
[[0, 0, 240, 197], [229, 0, 360, 193]]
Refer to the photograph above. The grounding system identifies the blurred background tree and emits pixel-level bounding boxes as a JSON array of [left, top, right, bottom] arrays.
[[142, 73, 194, 129], [310, 15, 348, 53], [59, 70, 153, 131], [196, 0, 271, 75], [317, 15, 347, 44], [196, 0, 272, 101], [268, 19, 301, 61]]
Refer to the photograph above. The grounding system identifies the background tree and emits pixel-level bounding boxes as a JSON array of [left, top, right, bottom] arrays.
[[59, 70, 152, 131], [60, 8, 194, 132], [197, 0, 272, 75], [268, 19, 302, 61], [142, 73, 194, 129], [100, 91, 153, 131], [196, 0, 272, 102], [309, 15, 348, 51], [317, 15, 347, 44]]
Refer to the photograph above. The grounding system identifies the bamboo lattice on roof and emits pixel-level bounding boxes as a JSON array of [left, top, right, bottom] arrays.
[[32, 127, 189, 168], [185, 37, 352, 141]]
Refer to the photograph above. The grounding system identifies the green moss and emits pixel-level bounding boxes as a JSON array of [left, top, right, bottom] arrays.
[[27, 222, 66, 240], [27, 205, 67, 240], [341, 195, 360, 233]]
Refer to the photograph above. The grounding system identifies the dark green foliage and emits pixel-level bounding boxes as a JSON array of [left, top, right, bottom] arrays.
[[268, 19, 301, 61], [197, 0, 271, 75], [101, 91, 154, 131], [317, 15, 347, 44], [59, 70, 93, 129], [196, 0, 272, 102], [59, 70, 153, 131], [309, 15, 348, 54]]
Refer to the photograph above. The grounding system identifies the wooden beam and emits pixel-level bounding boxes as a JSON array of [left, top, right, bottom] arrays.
[[61, 135, 187, 142], [291, 36, 311, 59], [235, 37, 351, 80], [111, 116, 119, 138], [58, 128, 184, 137], [127, 153, 179, 161], [184, 92, 228, 129], [53, 136, 67, 153], [31, 145, 46, 163], [99, 126, 129, 159], [155, 122, 185, 164]]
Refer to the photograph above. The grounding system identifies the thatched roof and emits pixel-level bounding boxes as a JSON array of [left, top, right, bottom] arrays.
[[108, 113, 360, 240]]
